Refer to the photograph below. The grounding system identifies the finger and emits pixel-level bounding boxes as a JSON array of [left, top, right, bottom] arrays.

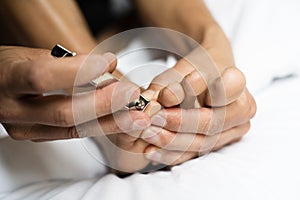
[[144, 61, 191, 101], [145, 145, 198, 166], [77, 110, 151, 138], [181, 70, 207, 96], [124, 99, 162, 139], [5, 111, 151, 140], [186, 41, 244, 107], [168, 48, 221, 107], [150, 89, 256, 135], [157, 66, 246, 108], [157, 70, 206, 108], [4, 123, 80, 141], [148, 63, 191, 91], [179, 70, 206, 108], [143, 100, 162, 117], [205, 67, 246, 106], [5, 50, 116, 94], [11, 81, 140, 127], [142, 122, 250, 152], [175, 67, 245, 107], [143, 54, 206, 106], [157, 82, 185, 107], [145, 134, 244, 166], [97, 136, 149, 173]]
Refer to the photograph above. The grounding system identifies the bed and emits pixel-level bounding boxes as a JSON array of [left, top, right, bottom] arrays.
[[1, 0, 299, 199]]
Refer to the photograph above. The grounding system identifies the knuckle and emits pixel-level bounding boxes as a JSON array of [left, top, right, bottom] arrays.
[[201, 119, 211, 134], [238, 91, 248, 106], [226, 67, 247, 89], [184, 71, 206, 96], [236, 92, 253, 117], [96, 89, 112, 115], [238, 91, 257, 119], [0, 100, 21, 123], [26, 62, 47, 92], [53, 106, 74, 127], [209, 116, 224, 135], [159, 131, 174, 147], [222, 67, 247, 104]]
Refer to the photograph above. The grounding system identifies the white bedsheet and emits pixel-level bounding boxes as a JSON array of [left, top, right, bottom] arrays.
[[1, 78, 299, 200], [1, 0, 300, 199]]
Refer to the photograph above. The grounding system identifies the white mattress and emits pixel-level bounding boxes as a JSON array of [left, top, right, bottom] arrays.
[[1, 0, 300, 199]]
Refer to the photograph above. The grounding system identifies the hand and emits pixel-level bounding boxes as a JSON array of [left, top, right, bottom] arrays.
[[139, 23, 256, 166], [0, 46, 144, 141], [142, 89, 255, 165], [94, 101, 161, 174]]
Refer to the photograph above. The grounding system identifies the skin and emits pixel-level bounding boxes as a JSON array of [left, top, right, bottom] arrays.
[[0, 0, 257, 172], [108, 1, 256, 170], [0, 46, 150, 141], [95, 101, 162, 173], [0, 0, 96, 52]]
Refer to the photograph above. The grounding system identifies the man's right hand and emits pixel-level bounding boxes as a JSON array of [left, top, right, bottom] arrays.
[[0, 46, 150, 141]]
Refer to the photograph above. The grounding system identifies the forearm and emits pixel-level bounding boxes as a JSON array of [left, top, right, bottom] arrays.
[[0, 0, 96, 53], [135, 0, 234, 67], [135, 0, 217, 41]]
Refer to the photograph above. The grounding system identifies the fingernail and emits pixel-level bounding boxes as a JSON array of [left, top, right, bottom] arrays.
[[151, 114, 166, 127], [142, 90, 156, 100], [146, 102, 162, 117], [146, 151, 161, 161], [132, 119, 149, 130], [141, 127, 159, 139]]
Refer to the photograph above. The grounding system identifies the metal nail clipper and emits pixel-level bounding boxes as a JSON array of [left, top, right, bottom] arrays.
[[51, 44, 150, 111]]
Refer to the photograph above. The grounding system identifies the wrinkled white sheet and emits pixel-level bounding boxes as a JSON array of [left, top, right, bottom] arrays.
[[1, 77, 300, 200], [1, 0, 300, 199]]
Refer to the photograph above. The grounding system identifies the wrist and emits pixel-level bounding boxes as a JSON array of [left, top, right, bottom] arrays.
[[173, 1, 219, 42]]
